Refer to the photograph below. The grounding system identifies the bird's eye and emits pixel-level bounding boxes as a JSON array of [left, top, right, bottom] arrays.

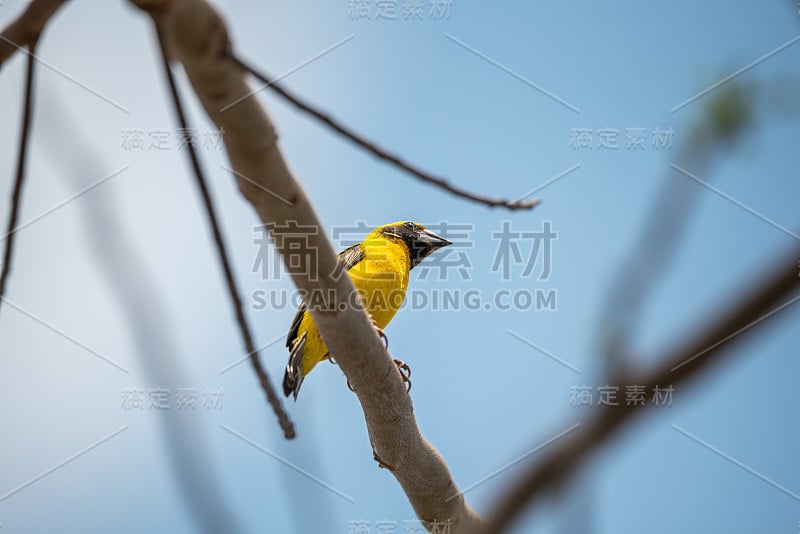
[[404, 222, 415, 230]]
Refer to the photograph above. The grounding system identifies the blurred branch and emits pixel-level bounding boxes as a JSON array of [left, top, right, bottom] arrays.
[[601, 82, 757, 372], [132, 0, 483, 530], [230, 57, 538, 211], [484, 252, 800, 533], [0, 0, 64, 69], [573, 80, 761, 534], [0, 0, 66, 322], [39, 92, 246, 534], [152, 20, 295, 439], [0, 38, 38, 319]]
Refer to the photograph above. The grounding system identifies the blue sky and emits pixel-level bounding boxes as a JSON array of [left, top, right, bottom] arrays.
[[1, 1, 798, 533]]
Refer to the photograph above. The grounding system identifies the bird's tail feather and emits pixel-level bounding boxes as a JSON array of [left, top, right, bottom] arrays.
[[283, 332, 307, 400]]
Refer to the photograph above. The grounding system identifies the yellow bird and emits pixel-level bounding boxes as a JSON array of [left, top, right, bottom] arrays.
[[283, 221, 452, 399]]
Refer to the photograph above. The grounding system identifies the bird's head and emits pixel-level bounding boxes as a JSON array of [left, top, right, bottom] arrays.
[[373, 221, 452, 269]]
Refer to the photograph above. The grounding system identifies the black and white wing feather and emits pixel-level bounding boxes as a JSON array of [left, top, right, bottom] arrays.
[[282, 243, 366, 399]]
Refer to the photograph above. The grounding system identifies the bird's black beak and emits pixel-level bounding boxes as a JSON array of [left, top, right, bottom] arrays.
[[410, 228, 452, 268], [417, 228, 452, 249]]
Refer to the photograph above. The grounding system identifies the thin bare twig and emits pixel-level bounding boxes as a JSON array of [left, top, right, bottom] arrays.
[[484, 252, 800, 533], [231, 55, 539, 211], [0, 39, 38, 319], [153, 21, 295, 439]]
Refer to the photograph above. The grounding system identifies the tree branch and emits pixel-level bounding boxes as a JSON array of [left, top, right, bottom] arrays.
[[0, 0, 67, 322], [38, 92, 247, 534], [0, 37, 38, 319], [0, 0, 65, 69], [231, 56, 540, 211], [131, 0, 483, 530], [600, 83, 757, 374], [151, 19, 295, 439], [483, 252, 800, 533]]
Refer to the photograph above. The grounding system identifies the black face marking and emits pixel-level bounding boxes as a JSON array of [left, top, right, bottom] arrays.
[[409, 243, 433, 269], [379, 222, 440, 270]]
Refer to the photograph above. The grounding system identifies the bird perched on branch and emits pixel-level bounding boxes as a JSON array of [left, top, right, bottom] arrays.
[[283, 221, 452, 399]]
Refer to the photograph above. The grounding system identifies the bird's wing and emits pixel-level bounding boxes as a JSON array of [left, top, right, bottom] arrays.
[[285, 243, 365, 349], [338, 242, 366, 271], [285, 302, 307, 349], [283, 243, 366, 399], [283, 331, 307, 399]]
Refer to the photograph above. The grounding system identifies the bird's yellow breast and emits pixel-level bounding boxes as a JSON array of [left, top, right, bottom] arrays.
[[347, 236, 410, 328]]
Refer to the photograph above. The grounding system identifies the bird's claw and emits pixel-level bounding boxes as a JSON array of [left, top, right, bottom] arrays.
[[369, 315, 389, 349], [346, 359, 411, 394], [393, 359, 412, 393], [344, 317, 406, 393]]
